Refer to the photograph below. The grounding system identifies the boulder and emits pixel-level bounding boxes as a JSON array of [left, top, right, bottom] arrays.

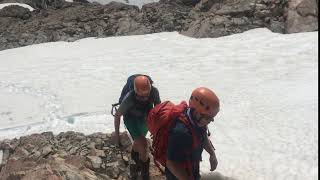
[[285, 0, 318, 33], [0, 5, 31, 19]]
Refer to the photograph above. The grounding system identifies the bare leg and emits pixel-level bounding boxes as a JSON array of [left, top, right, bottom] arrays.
[[132, 136, 148, 162], [132, 136, 150, 180]]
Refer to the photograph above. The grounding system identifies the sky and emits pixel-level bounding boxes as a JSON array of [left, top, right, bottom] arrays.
[[0, 28, 318, 180]]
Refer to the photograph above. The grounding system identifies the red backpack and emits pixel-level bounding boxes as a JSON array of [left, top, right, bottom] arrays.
[[147, 101, 199, 173]]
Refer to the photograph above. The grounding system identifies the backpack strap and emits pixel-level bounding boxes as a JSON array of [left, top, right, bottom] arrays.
[[177, 113, 200, 150], [175, 113, 200, 179], [111, 103, 120, 117]]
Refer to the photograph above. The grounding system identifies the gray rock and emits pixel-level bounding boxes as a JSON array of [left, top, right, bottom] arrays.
[[269, 19, 284, 33], [94, 149, 106, 157], [296, 0, 318, 17], [42, 145, 53, 157], [30, 150, 41, 159], [286, 0, 318, 33], [286, 10, 318, 33], [1, 149, 10, 164], [106, 162, 120, 179], [86, 156, 102, 169], [0, 5, 31, 19], [215, 2, 254, 17]]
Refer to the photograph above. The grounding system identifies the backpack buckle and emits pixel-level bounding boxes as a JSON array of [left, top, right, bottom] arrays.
[[111, 103, 120, 117]]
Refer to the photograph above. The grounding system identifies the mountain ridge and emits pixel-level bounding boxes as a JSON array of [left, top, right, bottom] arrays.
[[0, 0, 318, 51]]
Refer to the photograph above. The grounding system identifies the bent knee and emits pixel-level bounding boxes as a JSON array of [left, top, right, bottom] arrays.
[[134, 136, 148, 147]]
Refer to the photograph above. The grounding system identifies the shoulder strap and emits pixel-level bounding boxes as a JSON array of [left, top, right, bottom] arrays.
[[177, 114, 200, 150], [174, 113, 199, 179]]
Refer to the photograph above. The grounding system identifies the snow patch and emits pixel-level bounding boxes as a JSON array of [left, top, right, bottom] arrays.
[[85, 0, 159, 8], [0, 3, 34, 11]]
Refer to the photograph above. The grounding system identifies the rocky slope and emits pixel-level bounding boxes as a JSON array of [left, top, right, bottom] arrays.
[[0, 0, 318, 50], [0, 131, 164, 180]]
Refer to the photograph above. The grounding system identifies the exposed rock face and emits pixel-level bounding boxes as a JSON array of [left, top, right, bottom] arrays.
[[0, 131, 164, 180], [141, 1, 191, 33], [285, 0, 318, 33], [0, 0, 317, 51], [0, 0, 193, 43], [0, 2, 145, 50], [181, 0, 289, 38]]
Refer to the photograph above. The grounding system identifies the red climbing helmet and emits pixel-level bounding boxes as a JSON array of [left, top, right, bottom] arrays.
[[189, 87, 220, 118]]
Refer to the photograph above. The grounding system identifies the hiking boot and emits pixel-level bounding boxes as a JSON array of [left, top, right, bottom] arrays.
[[141, 158, 150, 180], [131, 150, 139, 162], [130, 163, 139, 180]]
